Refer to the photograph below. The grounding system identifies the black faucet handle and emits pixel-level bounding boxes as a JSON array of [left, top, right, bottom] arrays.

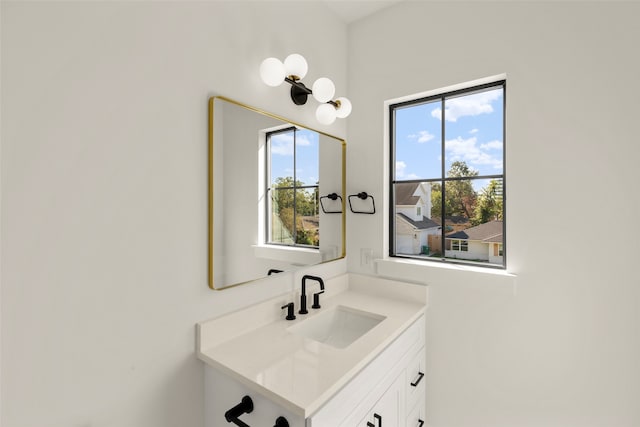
[[281, 302, 296, 320], [312, 290, 325, 309]]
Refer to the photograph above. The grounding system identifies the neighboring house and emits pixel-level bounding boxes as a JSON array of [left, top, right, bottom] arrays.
[[445, 220, 503, 264], [395, 182, 440, 255]]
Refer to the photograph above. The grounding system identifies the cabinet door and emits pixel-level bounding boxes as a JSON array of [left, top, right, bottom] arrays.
[[405, 346, 426, 412], [357, 376, 403, 427], [406, 396, 426, 427]]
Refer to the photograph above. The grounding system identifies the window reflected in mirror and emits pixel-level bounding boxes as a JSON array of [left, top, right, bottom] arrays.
[[209, 96, 345, 289], [267, 127, 320, 247]]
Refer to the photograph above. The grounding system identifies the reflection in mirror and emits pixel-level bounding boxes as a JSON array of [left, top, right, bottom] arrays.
[[209, 96, 345, 289]]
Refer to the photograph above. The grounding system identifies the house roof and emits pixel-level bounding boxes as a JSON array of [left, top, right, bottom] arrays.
[[395, 182, 421, 205], [446, 220, 503, 243], [397, 213, 440, 230]]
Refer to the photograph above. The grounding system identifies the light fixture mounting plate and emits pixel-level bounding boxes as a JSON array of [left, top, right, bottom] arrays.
[[290, 83, 310, 105]]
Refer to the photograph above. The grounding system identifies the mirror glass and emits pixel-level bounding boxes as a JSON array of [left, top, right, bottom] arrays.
[[209, 96, 346, 289]]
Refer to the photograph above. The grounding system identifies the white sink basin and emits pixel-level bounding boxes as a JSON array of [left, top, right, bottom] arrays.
[[289, 305, 386, 349]]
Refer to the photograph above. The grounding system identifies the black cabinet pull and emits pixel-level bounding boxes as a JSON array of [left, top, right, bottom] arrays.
[[274, 416, 289, 427], [411, 372, 425, 387], [417, 419, 424, 427], [374, 413, 382, 427]]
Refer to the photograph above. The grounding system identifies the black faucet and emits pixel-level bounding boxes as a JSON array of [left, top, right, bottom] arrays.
[[299, 275, 325, 315]]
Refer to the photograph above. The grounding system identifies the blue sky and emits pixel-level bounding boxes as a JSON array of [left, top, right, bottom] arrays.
[[269, 128, 319, 187], [394, 87, 504, 190]]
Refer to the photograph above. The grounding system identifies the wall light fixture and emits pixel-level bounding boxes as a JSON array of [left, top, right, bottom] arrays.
[[259, 53, 352, 125]]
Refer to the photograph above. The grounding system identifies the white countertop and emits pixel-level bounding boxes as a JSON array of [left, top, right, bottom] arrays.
[[196, 273, 427, 418]]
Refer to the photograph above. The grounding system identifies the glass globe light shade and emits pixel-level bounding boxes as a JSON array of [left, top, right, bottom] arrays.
[[259, 58, 285, 87], [316, 103, 337, 125], [312, 78, 336, 103], [284, 54, 308, 80], [335, 97, 352, 118]]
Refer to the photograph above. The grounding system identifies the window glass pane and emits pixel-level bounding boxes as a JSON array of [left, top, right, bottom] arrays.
[[444, 87, 503, 176], [394, 101, 442, 180], [295, 129, 319, 186], [444, 178, 503, 265], [269, 188, 295, 244], [295, 188, 319, 246], [393, 181, 441, 257], [442, 177, 503, 224], [473, 178, 504, 224], [269, 130, 294, 186]]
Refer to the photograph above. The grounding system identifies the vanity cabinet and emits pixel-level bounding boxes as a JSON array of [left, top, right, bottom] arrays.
[[354, 376, 403, 427], [205, 314, 426, 427]]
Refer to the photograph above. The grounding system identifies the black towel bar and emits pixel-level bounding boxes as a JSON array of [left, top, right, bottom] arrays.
[[224, 396, 253, 427]]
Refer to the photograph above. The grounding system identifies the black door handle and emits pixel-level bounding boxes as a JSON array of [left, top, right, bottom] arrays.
[[411, 372, 425, 387]]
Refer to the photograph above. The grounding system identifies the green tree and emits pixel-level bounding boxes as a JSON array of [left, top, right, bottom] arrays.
[[273, 177, 317, 215], [431, 161, 478, 219], [446, 161, 478, 218], [472, 179, 503, 226], [430, 182, 452, 218], [272, 177, 319, 246]]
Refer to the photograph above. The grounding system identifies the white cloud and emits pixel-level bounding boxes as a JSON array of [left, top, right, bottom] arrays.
[[469, 128, 479, 134], [431, 88, 502, 122], [409, 130, 435, 143], [270, 140, 293, 156], [396, 160, 420, 179], [446, 136, 503, 170], [396, 161, 407, 178], [269, 132, 311, 156], [480, 140, 502, 150], [296, 134, 312, 146]]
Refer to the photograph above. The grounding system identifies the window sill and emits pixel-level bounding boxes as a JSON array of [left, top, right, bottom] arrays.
[[252, 244, 323, 265], [375, 257, 517, 288]]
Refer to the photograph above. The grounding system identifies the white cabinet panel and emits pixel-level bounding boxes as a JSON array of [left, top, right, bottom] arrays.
[[405, 347, 426, 412], [406, 396, 426, 427], [357, 376, 403, 427], [205, 366, 305, 427]]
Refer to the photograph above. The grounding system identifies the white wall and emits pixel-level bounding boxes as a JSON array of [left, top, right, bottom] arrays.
[[5, 2, 640, 426], [348, 2, 640, 426], [0, 2, 347, 426]]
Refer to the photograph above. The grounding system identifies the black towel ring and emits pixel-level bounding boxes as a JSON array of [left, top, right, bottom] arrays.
[[319, 193, 343, 214], [348, 192, 376, 214]]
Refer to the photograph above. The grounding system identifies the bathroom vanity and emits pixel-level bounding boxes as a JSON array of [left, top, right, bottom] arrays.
[[197, 273, 427, 427]]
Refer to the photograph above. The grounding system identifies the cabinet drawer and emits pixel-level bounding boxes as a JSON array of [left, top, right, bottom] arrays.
[[405, 346, 425, 411], [406, 396, 426, 427]]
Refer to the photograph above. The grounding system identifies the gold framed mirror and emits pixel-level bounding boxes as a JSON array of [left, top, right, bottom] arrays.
[[209, 96, 346, 289]]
